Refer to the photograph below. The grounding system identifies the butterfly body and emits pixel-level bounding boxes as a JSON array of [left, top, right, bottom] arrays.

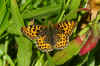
[[21, 21, 75, 52]]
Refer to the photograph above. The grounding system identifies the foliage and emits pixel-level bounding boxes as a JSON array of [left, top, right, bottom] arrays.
[[0, 0, 100, 66]]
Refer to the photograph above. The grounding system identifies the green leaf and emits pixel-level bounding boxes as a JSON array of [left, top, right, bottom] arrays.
[[0, 12, 9, 36], [10, 0, 24, 34], [16, 36, 32, 66], [53, 39, 82, 65], [0, 44, 4, 57], [35, 54, 44, 66], [64, 0, 81, 20], [44, 53, 55, 66], [0, 0, 9, 36], [10, 0, 32, 66], [0, 0, 6, 24], [20, 0, 32, 12], [57, 0, 71, 22], [0, 59, 3, 66], [4, 55, 15, 66], [87, 52, 95, 66], [22, 4, 61, 19], [92, 13, 100, 37]]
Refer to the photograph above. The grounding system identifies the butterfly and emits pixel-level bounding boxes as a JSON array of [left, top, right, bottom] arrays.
[[21, 21, 76, 52]]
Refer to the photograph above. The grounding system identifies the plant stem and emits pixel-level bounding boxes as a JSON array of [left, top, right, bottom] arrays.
[[57, 0, 71, 22]]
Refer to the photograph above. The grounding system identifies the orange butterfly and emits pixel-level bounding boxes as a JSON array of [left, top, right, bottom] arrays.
[[21, 21, 76, 52]]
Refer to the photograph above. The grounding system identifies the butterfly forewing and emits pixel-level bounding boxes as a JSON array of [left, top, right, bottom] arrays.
[[21, 25, 42, 40], [56, 21, 75, 36]]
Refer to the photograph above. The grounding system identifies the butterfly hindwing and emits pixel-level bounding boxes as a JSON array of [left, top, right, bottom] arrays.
[[54, 33, 69, 49], [36, 35, 53, 52]]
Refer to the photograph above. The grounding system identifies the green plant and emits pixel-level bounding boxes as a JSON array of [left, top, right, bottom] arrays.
[[0, 0, 100, 66]]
